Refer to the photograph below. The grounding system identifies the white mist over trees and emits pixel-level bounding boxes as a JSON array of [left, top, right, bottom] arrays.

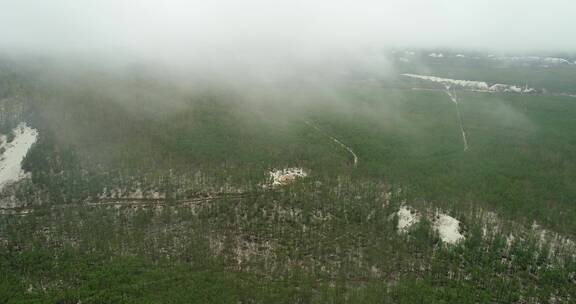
[[1, 0, 575, 66]]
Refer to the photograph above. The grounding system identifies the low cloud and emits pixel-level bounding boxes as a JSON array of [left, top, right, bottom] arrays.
[[1, 0, 575, 67]]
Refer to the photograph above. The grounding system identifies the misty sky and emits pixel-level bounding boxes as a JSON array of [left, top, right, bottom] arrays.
[[1, 0, 575, 62]]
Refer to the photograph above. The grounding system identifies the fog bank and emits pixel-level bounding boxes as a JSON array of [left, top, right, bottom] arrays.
[[1, 0, 575, 67]]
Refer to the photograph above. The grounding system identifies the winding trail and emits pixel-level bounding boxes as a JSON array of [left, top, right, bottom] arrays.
[[444, 86, 469, 151], [304, 120, 358, 167]]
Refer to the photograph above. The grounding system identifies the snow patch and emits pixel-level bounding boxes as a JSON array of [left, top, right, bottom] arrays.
[[268, 168, 308, 187], [495, 56, 573, 66], [429, 53, 444, 58], [433, 213, 464, 244], [402, 73, 536, 93], [489, 83, 535, 93], [0, 123, 38, 190], [403, 73, 489, 90], [397, 205, 420, 233]]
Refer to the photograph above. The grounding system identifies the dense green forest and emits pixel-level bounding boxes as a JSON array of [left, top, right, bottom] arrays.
[[2, 52, 576, 302]]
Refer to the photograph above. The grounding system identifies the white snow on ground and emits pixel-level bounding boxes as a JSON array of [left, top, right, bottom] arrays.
[[397, 205, 420, 233], [402, 74, 536, 93], [0, 123, 38, 190], [433, 213, 464, 244], [269, 168, 308, 187], [395, 205, 465, 244], [403, 73, 489, 90], [421, 54, 573, 66], [495, 56, 573, 66], [543, 57, 572, 64]]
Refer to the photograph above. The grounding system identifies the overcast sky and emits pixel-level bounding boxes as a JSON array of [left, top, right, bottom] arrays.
[[1, 0, 575, 62]]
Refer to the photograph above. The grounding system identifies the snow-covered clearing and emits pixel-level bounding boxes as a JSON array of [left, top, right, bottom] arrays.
[[402, 73, 536, 93], [397, 205, 420, 233], [433, 213, 464, 244], [403, 73, 489, 90], [0, 123, 38, 190], [268, 168, 308, 187], [395, 205, 465, 244], [421, 53, 572, 66], [495, 56, 573, 66], [429, 53, 444, 58]]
